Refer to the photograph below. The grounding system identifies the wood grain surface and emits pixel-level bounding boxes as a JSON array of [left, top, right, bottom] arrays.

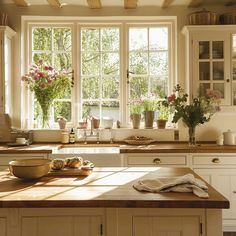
[[0, 167, 229, 209]]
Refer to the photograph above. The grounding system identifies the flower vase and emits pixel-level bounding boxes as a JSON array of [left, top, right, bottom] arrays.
[[131, 114, 141, 129], [188, 126, 196, 146], [39, 103, 51, 129], [144, 111, 155, 129]]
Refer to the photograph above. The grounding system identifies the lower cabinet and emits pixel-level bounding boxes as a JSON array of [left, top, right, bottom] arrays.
[[20, 208, 104, 236], [0, 217, 7, 236], [192, 154, 236, 232]]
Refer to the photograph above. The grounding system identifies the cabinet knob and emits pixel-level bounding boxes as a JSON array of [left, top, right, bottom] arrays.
[[153, 158, 161, 164], [212, 158, 220, 164], [226, 79, 230, 83], [233, 191, 236, 194]]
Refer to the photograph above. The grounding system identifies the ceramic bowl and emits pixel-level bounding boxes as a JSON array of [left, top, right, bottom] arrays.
[[9, 159, 51, 179], [101, 117, 113, 129]]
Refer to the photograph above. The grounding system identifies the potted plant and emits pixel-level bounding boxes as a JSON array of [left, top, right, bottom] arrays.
[[157, 101, 170, 129], [129, 99, 142, 129], [142, 93, 158, 129]]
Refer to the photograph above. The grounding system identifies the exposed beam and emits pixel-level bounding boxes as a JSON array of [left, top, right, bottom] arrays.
[[188, 0, 203, 8], [47, 0, 62, 8], [87, 0, 102, 9], [124, 0, 138, 9], [12, 0, 29, 7], [162, 0, 174, 8], [224, 0, 236, 6]]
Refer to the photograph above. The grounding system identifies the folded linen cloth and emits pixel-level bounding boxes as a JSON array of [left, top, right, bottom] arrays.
[[133, 173, 209, 198]]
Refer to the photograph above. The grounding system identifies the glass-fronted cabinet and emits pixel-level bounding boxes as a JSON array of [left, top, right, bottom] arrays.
[[182, 26, 236, 106], [0, 26, 15, 115]]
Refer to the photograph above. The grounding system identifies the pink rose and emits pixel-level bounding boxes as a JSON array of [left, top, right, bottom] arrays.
[[167, 94, 176, 103]]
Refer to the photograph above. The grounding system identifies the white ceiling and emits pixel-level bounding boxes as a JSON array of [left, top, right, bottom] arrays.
[[1, 0, 232, 7]]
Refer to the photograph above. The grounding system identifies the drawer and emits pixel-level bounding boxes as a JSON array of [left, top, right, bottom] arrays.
[[127, 155, 186, 166], [192, 155, 236, 165]]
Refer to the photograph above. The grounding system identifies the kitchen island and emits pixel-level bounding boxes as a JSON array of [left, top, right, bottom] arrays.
[[0, 167, 229, 236]]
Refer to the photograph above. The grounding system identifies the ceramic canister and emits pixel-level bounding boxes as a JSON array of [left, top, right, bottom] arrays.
[[223, 130, 236, 145]]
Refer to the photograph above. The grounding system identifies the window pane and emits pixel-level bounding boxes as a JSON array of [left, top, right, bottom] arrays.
[[53, 28, 71, 51], [130, 77, 148, 99], [33, 28, 52, 50], [81, 28, 99, 51], [55, 53, 72, 71], [33, 53, 52, 65], [102, 53, 119, 75], [82, 77, 99, 99], [102, 77, 119, 99], [83, 102, 99, 118], [54, 101, 72, 122], [102, 101, 119, 121], [150, 76, 168, 97], [129, 28, 148, 50], [149, 27, 168, 50], [129, 52, 148, 74], [81, 52, 100, 75], [101, 28, 119, 51], [150, 52, 168, 76]]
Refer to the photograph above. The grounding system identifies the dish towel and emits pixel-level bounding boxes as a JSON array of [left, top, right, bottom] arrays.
[[133, 173, 209, 198]]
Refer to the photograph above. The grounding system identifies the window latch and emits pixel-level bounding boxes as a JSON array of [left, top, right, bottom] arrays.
[[126, 69, 135, 84]]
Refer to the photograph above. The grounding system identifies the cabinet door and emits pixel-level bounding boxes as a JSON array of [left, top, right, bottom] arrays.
[[21, 215, 102, 236], [133, 216, 200, 236], [192, 33, 231, 105], [232, 34, 236, 105], [194, 168, 236, 219], [0, 217, 7, 236]]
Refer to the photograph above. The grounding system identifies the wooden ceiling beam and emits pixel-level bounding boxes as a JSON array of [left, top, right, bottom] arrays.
[[162, 0, 174, 8], [188, 0, 203, 8], [124, 0, 138, 9], [87, 0, 102, 9], [12, 0, 29, 7], [47, 0, 62, 8]]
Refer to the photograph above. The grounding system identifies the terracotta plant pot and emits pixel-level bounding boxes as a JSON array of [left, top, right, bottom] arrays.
[[157, 119, 167, 129]]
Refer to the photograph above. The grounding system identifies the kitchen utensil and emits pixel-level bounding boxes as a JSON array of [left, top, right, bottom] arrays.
[[9, 159, 51, 179], [223, 130, 236, 145]]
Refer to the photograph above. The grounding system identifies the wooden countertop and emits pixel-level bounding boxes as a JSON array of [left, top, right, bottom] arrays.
[[0, 167, 229, 209], [1, 143, 236, 154]]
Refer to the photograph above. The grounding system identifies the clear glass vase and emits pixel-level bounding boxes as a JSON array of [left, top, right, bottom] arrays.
[[188, 126, 196, 146]]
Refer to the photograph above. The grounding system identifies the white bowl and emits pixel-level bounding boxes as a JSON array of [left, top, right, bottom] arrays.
[[9, 159, 51, 179], [101, 117, 113, 129]]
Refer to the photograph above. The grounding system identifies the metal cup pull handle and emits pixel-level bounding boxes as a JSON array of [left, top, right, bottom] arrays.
[[212, 158, 220, 164], [153, 158, 161, 164]]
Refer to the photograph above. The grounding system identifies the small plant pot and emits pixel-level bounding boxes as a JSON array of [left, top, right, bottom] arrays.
[[144, 111, 155, 129], [131, 114, 141, 129], [157, 119, 167, 129]]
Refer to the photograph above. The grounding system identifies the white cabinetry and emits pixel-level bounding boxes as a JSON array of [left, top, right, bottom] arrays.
[[192, 154, 236, 231], [21, 208, 103, 236], [124, 153, 187, 167], [182, 26, 236, 106], [0, 26, 15, 115], [0, 154, 48, 171]]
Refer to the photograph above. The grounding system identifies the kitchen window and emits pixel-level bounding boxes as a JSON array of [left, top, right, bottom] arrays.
[[24, 17, 176, 128]]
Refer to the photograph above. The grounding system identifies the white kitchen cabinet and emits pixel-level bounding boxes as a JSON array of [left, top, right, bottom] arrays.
[[0, 153, 48, 171], [192, 154, 236, 232], [20, 208, 104, 236], [182, 25, 236, 106], [124, 153, 188, 167], [0, 26, 15, 115], [105, 208, 221, 236]]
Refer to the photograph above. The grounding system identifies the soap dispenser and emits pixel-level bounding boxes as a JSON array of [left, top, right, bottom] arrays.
[[69, 128, 76, 144]]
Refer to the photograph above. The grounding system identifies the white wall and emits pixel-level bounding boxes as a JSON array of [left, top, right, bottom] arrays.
[[0, 3, 234, 142]]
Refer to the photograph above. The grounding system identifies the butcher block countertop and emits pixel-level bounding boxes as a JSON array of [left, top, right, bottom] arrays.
[[0, 167, 229, 209], [1, 143, 236, 154]]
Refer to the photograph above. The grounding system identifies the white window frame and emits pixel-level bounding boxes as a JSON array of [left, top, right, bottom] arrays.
[[21, 16, 177, 129]]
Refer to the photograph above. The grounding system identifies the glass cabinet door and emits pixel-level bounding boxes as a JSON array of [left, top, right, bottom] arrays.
[[198, 40, 225, 98]]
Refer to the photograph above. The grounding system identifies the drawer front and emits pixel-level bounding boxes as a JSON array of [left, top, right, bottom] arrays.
[[127, 155, 186, 166], [193, 155, 236, 165]]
